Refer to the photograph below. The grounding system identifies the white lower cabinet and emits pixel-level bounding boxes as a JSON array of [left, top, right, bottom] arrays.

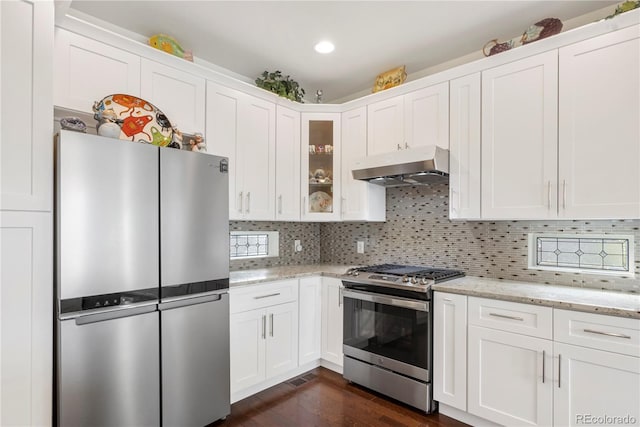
[[435, 293, 640, 427], [230, 302, 298, 395], [553, 342, 640, 427], [433, 292, 467, 411], [298, 277, 322, 365], [229, 280, 299, 400], [468, 326, 553, 427], [321, 278, 344, 368]]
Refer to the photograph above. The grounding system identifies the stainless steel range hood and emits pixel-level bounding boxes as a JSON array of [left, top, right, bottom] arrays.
[[351, 145, 449, 187]]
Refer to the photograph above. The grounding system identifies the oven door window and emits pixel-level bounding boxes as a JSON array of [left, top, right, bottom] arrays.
[[343, 296, 429, 370]]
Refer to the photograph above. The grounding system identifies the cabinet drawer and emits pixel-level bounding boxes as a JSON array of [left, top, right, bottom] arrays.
[[468, 297, 552, 339], [230, 279, 298, 314], [554, 309, 640, 357]]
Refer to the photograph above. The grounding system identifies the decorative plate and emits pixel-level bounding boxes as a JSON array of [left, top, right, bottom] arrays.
[[309, 191, 333, 213], [92, 94, 173, 146]]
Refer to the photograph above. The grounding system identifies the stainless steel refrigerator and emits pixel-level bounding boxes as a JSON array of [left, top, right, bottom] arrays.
[[55, 130, 230, 427]]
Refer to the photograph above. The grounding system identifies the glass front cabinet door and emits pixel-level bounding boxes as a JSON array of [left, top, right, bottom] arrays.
[[301, 113, 341, 221]]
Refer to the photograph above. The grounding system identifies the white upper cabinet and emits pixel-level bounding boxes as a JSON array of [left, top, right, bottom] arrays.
[[275, 105, 301, 221], [206, 81, 240, 217], [341, 107, 385, 221], [558, 25, 640, 219], [404, 82, 449, 150], [54, 28, 141, 114], [238, 97, 276, 220], [367, 82, 449, 155], [481, 51, 559, 219], [301, 112, 342, 221], [140, 59, 205, 135], [449, 73, 481, 220], [367, 95, 404, 155], [206, 82, 276, 221], [2, 0, 53, 212]]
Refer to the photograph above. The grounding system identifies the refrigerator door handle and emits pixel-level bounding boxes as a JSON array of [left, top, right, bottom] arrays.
[[73, 303, 157, 326], [159, 293, 224, 311]]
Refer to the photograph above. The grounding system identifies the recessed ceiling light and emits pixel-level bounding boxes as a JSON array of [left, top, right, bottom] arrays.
[[314, 41, 335, 54]]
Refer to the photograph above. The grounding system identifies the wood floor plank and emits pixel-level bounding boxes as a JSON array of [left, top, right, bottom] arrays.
[[210, 367, 468, 427]]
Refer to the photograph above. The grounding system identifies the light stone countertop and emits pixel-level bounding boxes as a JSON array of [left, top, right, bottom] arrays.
[[433, 276, 640, 319], [229, 264, 640, 319], [229, 264, 355, 288]]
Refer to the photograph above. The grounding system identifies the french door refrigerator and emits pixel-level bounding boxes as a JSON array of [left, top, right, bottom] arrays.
[[55, 130, 230, 427]]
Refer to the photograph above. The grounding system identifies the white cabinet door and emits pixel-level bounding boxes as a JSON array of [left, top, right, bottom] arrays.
[[433, 292, 467, 411], [140, 59, 205, 135], [341, 107, 386, 221], [1, 211, 53, 427], [206, 81, 241, 218], [298, 278, 322, 365], [481, 51, 558, 219], [275, 105, 301, 221], [404, 82, 449, 150], [238, 97, 276, 220], [1, 0, 53, 212], [468, 325, 553, 427], [54, 28, 140, 114], [206, 82, 275, 220], [265, 302, 299, 378], [553, 342, 640, 427], [301, 113, 342, 221], [321, 278, 344, 367], [230, 309, 267, 394], [367, 95, 404, 155], [559, 25, 640, 219], [449, 73, 481, 220]]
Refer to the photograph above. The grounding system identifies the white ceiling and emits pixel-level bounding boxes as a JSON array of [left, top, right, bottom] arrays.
[[68, 1, 617, 103]]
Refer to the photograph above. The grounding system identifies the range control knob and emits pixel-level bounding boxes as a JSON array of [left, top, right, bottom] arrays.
[[353, 271, 359, 276], [402, 275, 410, 283], [421, 278, 429, 285], [410, 277, 418, 284]]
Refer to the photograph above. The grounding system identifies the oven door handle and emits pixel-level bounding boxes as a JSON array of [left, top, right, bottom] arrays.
[[342, 289, 429, 312]]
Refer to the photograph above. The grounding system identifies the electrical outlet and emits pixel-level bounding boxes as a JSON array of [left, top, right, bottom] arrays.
[[294, 239, 302, 252], [357, 241, 365, 254]]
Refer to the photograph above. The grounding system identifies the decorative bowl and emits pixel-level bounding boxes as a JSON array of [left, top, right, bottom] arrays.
[[92, 94, 174, 147]]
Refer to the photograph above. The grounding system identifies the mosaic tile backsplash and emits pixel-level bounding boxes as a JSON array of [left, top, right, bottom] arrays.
[[320, 185, 640, 293], [230, 185, 639, 293]]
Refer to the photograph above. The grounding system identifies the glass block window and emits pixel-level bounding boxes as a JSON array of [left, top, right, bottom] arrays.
[[528, 234, 634, 277], [230, 231, 279, 259]]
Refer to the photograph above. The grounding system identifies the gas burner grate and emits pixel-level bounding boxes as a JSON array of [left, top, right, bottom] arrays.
[[353, 264, 464, 283]]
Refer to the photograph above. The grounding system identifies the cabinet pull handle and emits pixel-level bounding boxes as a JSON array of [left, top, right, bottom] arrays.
[[397, 143, 402, 151], [254, 292, 281, 300], [558, 354, 561, 388], [405, 142, 409, 149], [542, 350, 545, 384], [239, 191, 243, 213], [339, 287, 343, 307], [278, 195, 283, 214], [262, 315, 266, 339], [489, 312, 524, 321], [270, 313, 274, 337], [562, 180, 566, 210], [583, 329, 631, 339], [341, 197, 346, 215], [547, 181, 551, 209], [246, 192, 251, 214], [303, 196, 307, 215]]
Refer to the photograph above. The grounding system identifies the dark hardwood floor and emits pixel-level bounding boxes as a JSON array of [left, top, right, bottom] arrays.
[[211, 368, 469, 427]]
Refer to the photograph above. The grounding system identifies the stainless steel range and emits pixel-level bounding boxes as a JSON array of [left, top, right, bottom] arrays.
[[341, 264, 464, 413]]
